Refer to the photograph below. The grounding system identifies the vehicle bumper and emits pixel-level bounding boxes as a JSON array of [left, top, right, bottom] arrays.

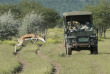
[[71, 43, 97, 48]]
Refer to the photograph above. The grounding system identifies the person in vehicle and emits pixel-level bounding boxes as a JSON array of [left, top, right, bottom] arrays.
[[70, 25, 77, 32], [68, 21, 77, 32], [73, 21, 81, 31], [86, 22, 93, 31], [81, 24, 89, 31], [81, 22, 92, 31]]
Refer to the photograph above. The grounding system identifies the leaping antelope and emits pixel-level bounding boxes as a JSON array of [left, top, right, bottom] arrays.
[[15, 34, 46, 53]]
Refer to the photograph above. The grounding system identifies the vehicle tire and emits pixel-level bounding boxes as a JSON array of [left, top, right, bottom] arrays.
[[93, 46, 98, 54], [90, 48, 94, 54], [90, 46, 98, 54], [66, 44, 72, 55]]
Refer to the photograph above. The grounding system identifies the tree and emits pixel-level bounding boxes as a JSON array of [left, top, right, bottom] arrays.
[[40, 8, 60, 28], [85, 0, 110, 38], [18, 0, 43, 18], [0, 3, 20, 17], [19, 11, 45, 36], [0, 10, 20, 39]]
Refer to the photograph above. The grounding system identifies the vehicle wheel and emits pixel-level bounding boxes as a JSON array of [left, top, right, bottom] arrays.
[[66, 45, 72, 55], [90, 48, 94, 54], [93, 46, 98, 54], [90, 46, 98, 54]]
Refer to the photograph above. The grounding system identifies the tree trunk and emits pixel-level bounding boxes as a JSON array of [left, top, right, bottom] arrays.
[[99, 27, 103, 38], [103, 26, 106, 38]]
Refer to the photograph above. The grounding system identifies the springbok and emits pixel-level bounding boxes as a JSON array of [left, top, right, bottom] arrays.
[[15, 34, 46, 53]]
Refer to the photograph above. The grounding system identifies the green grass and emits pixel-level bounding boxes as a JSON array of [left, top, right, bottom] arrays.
[[0, 40, 17, 46], [40, 39, 110, 74], [17, 43, 53, 74], [0, 43, 54, 74], [39, 28, 110, 74], [0, 44, 21, 74], [0, 28, 110, 74], [46, 28, 64, 44]]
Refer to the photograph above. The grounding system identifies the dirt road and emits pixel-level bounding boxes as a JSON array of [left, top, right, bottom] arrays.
[[37, 50, 61, 74]]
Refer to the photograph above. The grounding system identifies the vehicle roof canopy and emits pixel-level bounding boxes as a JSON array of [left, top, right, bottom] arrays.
[[63, 11, 92, 17]]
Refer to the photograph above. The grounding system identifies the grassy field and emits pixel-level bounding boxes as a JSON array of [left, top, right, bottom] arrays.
[[0, 43, 53, 74], [0, 44, 21, 74], [0, 28, 110, 74], [16, 43, 53, 74], [39, 28, 110, 74], [40, 39, 110, 74]]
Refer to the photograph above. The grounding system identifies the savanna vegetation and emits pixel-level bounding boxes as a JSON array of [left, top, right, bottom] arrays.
[[85, 0, 110, 38], [0, 0, 61, 40], [1, 0, 110, 16], [0, 0, 110, 74], [40, 28, 110, 74]]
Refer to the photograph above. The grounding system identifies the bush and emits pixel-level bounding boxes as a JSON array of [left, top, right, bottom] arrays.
[[0, 10, 20, 39], [19, 11, 45, 36]]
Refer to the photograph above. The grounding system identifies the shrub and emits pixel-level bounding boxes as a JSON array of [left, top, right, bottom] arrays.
[[0, 10, 20, 39], [19, 11, 45, 36]]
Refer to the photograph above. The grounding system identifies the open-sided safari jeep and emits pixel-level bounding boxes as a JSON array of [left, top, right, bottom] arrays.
[[63, 11, 98, 55]]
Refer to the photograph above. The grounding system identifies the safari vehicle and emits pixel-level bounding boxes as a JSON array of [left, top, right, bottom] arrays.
[[63, 11, 98, 55]]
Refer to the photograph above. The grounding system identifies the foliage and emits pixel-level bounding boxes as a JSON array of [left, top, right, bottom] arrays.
[[18, 0, 43, 18], [85, 0, 110, 38], [40, 8, 60, 28], [18, 0, 60, 28], [0, 0, 110, 16], [0, 10, 20, 39], [37, 0, 97, 16], [19, 11, 44, 36], [0, 3, 20, 16]]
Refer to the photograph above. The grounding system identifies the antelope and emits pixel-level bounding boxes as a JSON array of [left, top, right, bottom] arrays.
[[15, 34, 46, 53]]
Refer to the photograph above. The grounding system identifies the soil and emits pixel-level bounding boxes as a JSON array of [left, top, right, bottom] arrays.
[[17, 57, 28, 74]]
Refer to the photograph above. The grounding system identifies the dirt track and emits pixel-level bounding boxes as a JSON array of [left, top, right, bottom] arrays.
[[37, 50, 61, 74], [14, 46, 61, 74], [14, 50, 28, 74]]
